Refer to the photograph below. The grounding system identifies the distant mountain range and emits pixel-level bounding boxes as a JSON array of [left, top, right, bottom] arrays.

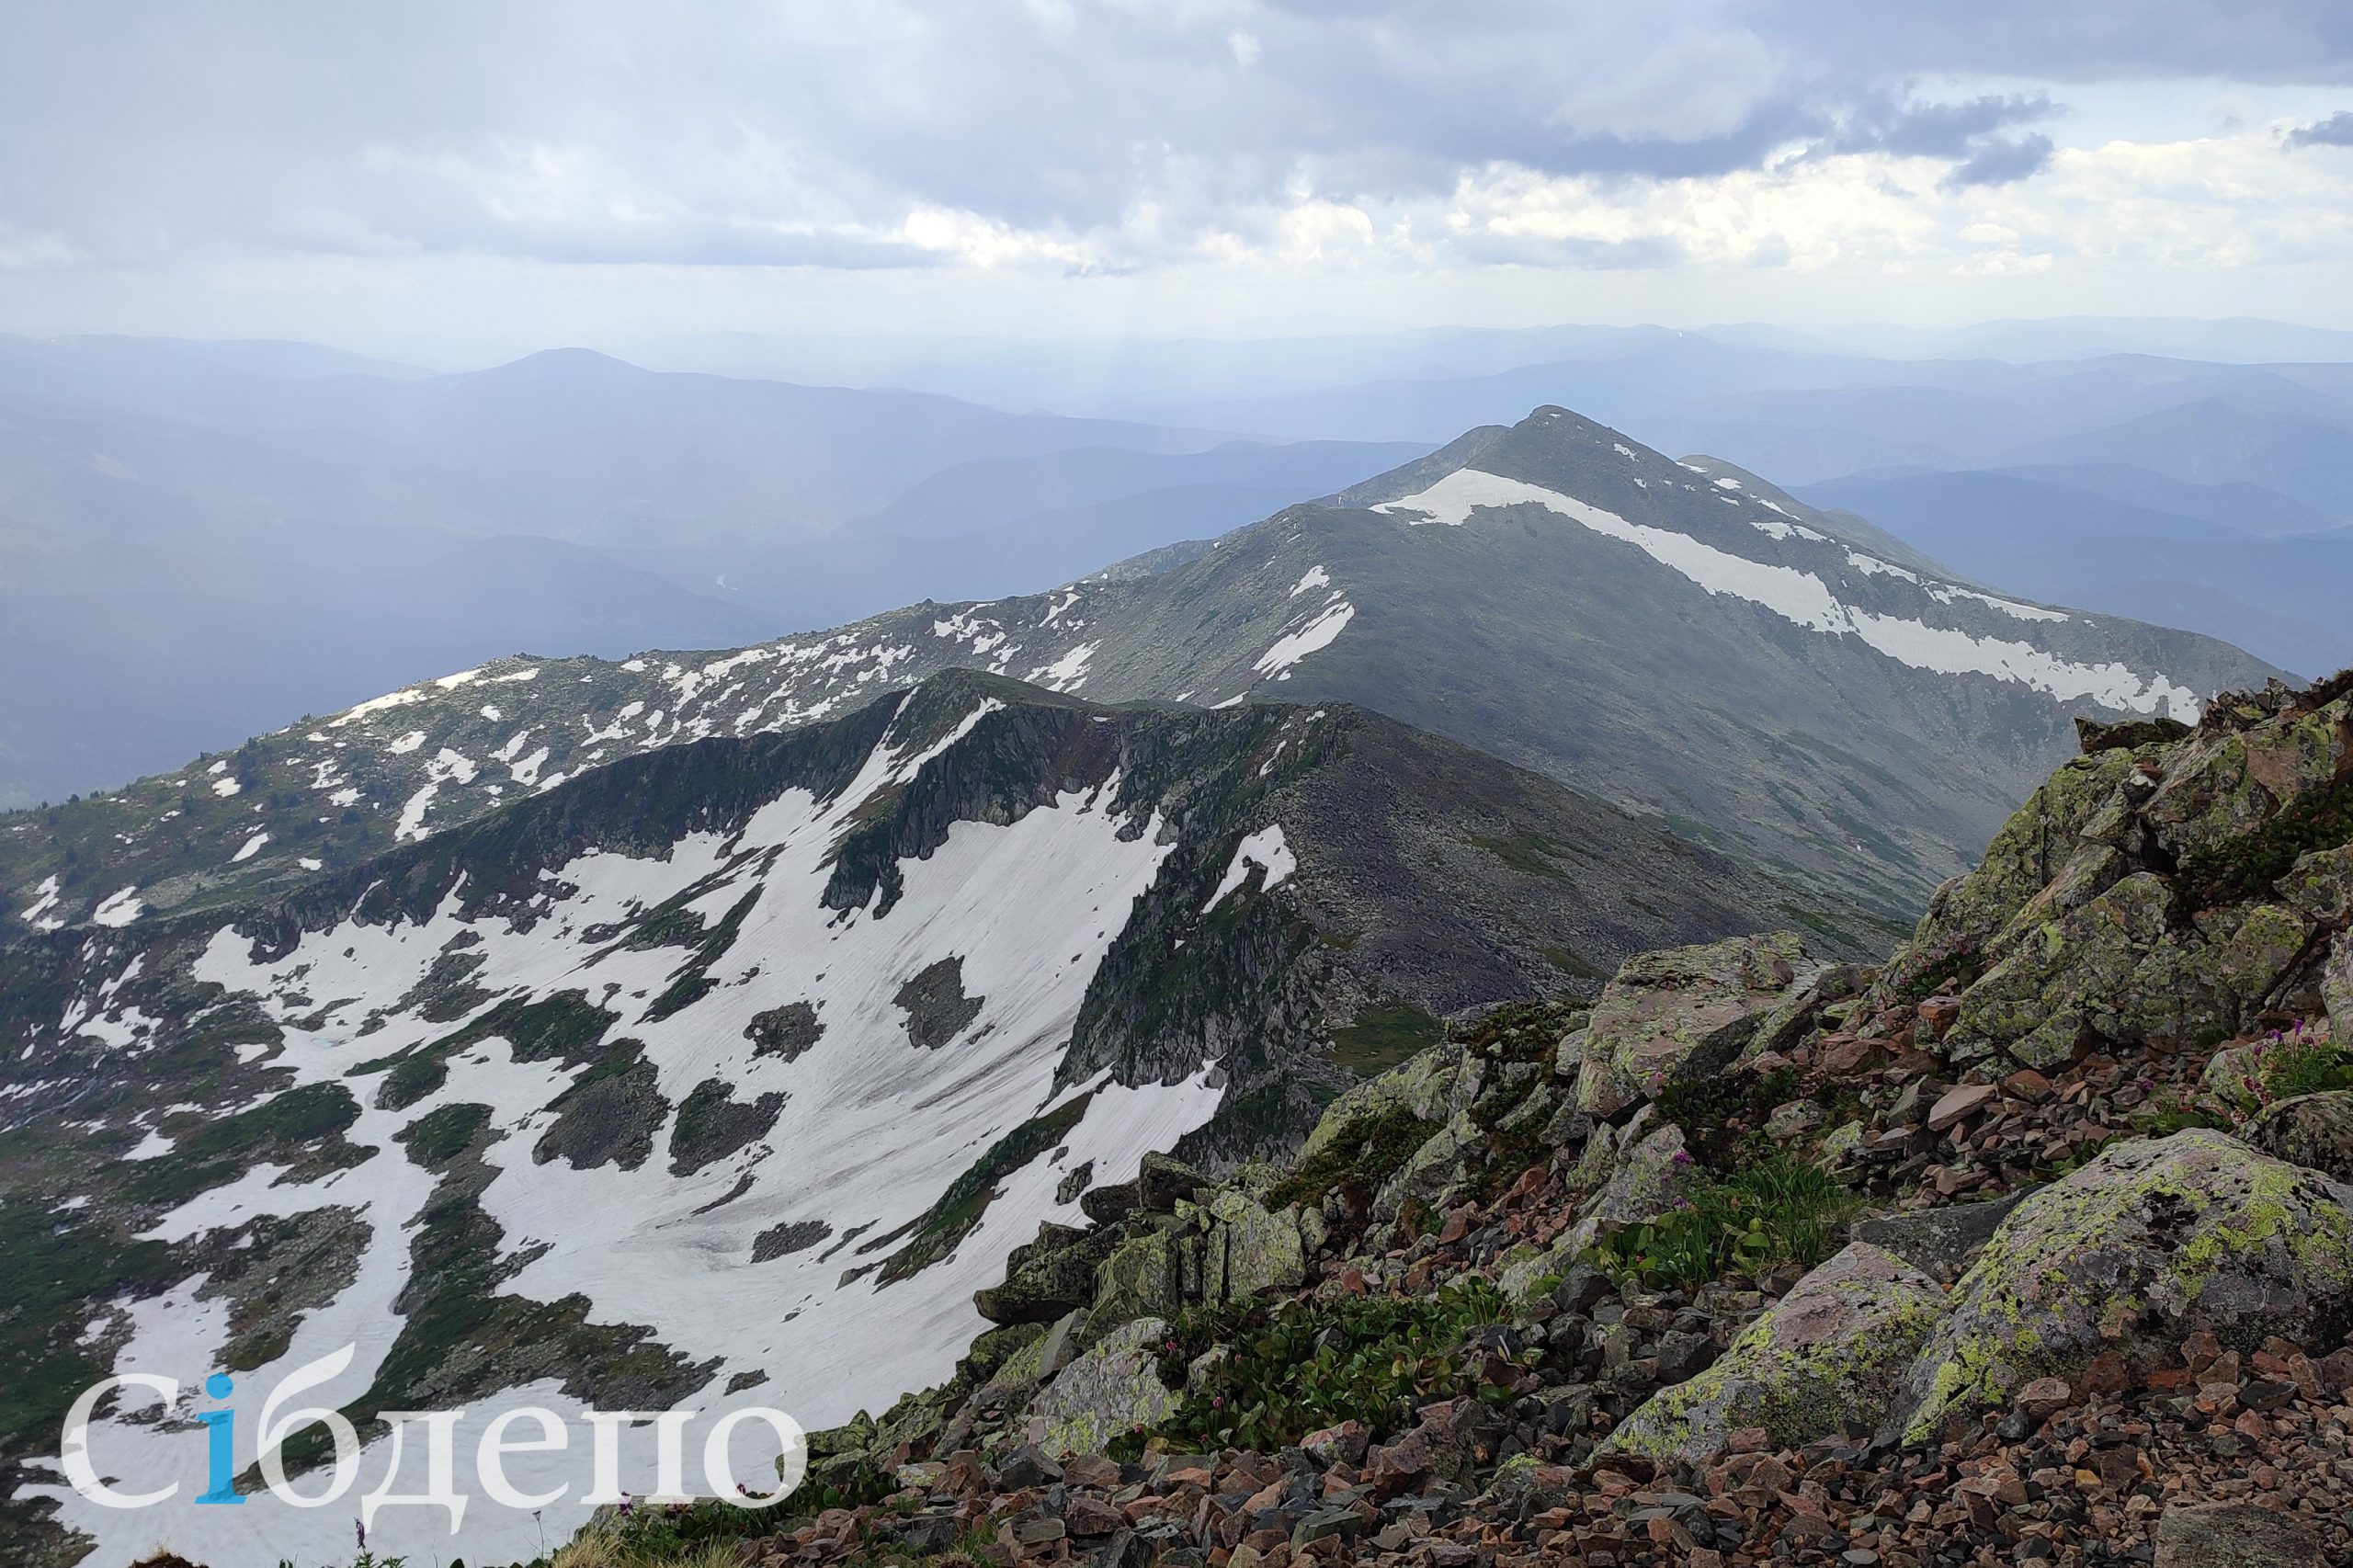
[[1, 405, 2276, 946], [5, 321, 2348, 814]]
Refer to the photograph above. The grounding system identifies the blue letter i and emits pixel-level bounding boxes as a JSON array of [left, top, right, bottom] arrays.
[[195, 1373, 242, 1506]]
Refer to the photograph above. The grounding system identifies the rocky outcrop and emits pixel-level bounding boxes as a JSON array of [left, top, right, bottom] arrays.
[[1604, 1242, 1945, 1462], [1872, 682, 2353, 1074], [1574, 930, 1810, 1118], [1890, 1129, 2353, 1443]]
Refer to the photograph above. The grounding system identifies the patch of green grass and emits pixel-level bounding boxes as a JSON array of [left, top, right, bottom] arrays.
[[119, 1081, 364, 1208], [1467, 830, 1574, 881], [1324, 1004, 1444, 1077], [0, 1203, 181, 1457], [1265, 1102, 1437, 1213]]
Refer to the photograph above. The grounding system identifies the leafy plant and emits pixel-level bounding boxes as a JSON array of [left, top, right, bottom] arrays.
[[1583, 1153, 1859, 1290], [1146, 1278, 1514, 1452]]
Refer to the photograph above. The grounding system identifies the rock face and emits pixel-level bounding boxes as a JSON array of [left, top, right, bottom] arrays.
[[2244, 1092, 2353, 1184], [1575, 931, 1810, 1117], [1874, 679, 2353, 1074], [2153, 1501, 2326, 1568], [1891, 1129, 2353, 1443], [1605, 1243, 1946, 1463], [1026, 1317, 1181, 1459]]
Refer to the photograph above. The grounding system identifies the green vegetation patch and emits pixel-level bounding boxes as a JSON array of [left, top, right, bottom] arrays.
[[1584, 1153, 1860, 1292], [1324, 1004, 1444, 1077], [0, 1202, 181, 1458], [1266, 1102, 1437, 1213], [118, 1081, 367, 1209], [1143, 1279, 1514, 1454]]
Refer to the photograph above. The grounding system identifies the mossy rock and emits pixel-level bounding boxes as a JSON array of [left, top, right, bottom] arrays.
[[1575, 931, 1808, 1118], [2327, 932, 2353, 1040], [1300, 1043, 1476, 1160], [1028, 1316, 1181, 1459], [1195, 1187, 1307, 1302], [1889, 1129, 2353, 1445], [1606, 1242, 1946, 1463], [2244, 1091, 2353, 1184], [1086, 1223, 1199, 1335], [1945, 873, 2254, 1070], [1873, 749, 2146, 1006]]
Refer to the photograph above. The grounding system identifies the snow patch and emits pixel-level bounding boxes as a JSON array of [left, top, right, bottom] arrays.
[[1202, 825, 1299, 913], [231, 832, 268, 864], [92, 887, 143, 927], [1374, 470, 2194, 717], [1253, 601, 1354, 678]]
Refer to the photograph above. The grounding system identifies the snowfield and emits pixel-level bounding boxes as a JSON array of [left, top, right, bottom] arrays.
[[24, 698, 1256, 1568]]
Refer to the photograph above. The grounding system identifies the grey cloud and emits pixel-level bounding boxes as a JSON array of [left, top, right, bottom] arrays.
[[1942, 133, 2057, 187], [0, 0, 2345, 276], [2287, 110, 2353, 146]]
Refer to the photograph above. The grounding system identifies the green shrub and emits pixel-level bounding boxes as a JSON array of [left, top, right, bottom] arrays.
[[1143, 1279, 1516, 1452]]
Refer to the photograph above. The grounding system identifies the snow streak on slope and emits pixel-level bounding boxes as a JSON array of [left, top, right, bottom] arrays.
[[22, 699, 1237, 1568], [1376, 469, 2200, 718]]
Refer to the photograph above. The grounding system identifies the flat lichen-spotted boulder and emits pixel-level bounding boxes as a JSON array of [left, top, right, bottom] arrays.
[[1026, 1315, 1181, 1459], [1575, 930, 1809, 1118], [1604, 1242, 1946, 1463], [1888, 1129, 2353, 1444]]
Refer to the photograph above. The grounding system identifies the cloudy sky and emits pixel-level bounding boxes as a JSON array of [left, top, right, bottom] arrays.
[[5, 1, 2352, 357]]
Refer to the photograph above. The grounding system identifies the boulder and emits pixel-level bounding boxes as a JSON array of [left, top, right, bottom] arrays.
[[1373, 1109, 1478, 1223], [2141, 695, 2352, 866], [1028, 1317, 1182, 1459], [1562, 1120, 1702, 1252], [2244, 1091, 2353, 1184], [1604, 1243, 1946, 1463], [975, 1222, 1123, 1325], [1575, 931, 1810, 1118], [1852, 1189, 2028, 1286], [1301, 1044, 1478, 1160], [1871, 749, 2144, 1006], [2153, 1501, 2325, 1568], [1193, 1187, 1307, 1301], [1889, 1129, 2353, 1444], [1086, 1223, 1199, 1335], [2278, 845, 2353, 928]]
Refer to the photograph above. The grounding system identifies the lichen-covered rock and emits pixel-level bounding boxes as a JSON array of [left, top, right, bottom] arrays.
[[1028, 1316, 1181, 1458], [1373, 1108, 1478, 1222], [2279, 845, 2353, 928], [1302, 1043, 1478, 1159], [1889, 1129, 2353, 1444], [2142, 695, 2352, 865], [1604, 1243, 1946, 1462], [2244, 1091, 2353, 1184], [1193, 1187, 1307, 1301], [975, 1221, 1123, 1324], [1575, 931, 1808, 1117], [1873, 750, 2144, 1005], [1942, 873, 2263, 1070], [1085, 1222, 1199, 1334]]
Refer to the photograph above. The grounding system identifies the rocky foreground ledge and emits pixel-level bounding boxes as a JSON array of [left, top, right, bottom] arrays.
[[490, 674, 2353, 1567]]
